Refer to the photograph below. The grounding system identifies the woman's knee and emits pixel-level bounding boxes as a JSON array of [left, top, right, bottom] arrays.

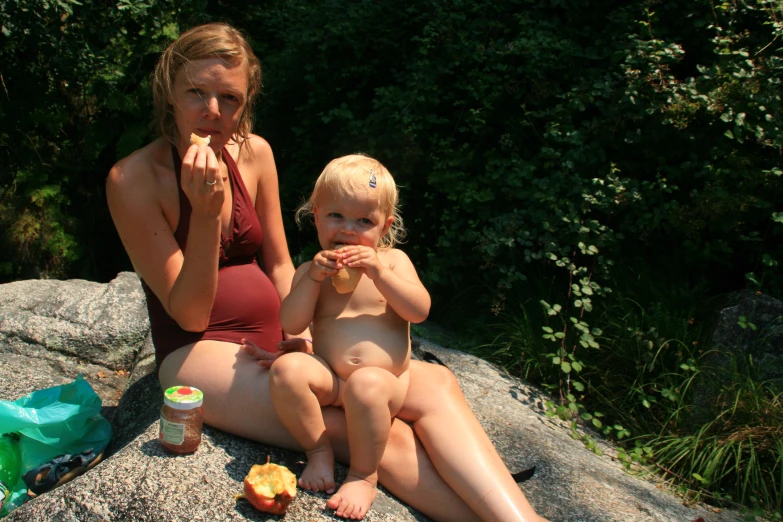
[[399, 362, 466, 421], [420, 363, 462, 397]]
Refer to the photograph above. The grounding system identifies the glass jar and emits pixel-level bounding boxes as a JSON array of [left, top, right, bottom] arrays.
[[159, 386, 204, 454]]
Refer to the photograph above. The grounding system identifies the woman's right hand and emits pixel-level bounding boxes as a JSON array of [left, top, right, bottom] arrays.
[[180, 144, 224, 217]]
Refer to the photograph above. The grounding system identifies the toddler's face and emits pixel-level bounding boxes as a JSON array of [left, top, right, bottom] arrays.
[[313, 187, 393, 251]]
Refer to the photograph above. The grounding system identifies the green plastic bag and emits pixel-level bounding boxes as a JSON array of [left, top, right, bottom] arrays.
[[0, 375, 112, 516]]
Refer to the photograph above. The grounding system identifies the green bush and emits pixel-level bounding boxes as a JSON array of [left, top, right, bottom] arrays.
[[251, 0, 783, 319], [0, 0, 208, 281]]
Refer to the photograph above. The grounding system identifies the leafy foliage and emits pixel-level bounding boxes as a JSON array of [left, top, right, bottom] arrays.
[[0, 0, 206, 280]]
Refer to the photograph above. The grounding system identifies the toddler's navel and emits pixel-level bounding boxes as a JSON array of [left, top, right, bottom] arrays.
[[349, 357, 362, 365]]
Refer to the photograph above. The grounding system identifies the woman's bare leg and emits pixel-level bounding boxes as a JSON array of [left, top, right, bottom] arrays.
[[268, 352, 340, 493], [400, 361, 547, 522], [159, 342, 480, 521]]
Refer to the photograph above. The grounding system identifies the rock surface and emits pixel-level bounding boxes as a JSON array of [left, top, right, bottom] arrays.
[[709, 290, 783, 388], [0, 273, 743, 521]]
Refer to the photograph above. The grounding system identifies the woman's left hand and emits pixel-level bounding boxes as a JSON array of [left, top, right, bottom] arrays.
[[240, 337, 313, 368]]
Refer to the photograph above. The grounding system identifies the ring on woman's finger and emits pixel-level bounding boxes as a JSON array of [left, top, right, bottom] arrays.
[[205, 179, 218, 186]]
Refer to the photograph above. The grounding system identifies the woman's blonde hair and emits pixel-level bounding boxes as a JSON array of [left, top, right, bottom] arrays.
[[152, 22, 261, 145], [296, 154, 406, 249]]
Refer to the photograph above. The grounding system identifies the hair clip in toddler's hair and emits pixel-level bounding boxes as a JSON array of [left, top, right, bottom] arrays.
[[368, 169, 377, 188]]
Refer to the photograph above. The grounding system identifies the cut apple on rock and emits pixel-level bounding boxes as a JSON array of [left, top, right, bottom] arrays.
[[236, 456, 297, 515]]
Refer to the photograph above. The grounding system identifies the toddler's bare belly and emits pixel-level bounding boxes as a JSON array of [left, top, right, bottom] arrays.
[[314, 314, 410, 380]]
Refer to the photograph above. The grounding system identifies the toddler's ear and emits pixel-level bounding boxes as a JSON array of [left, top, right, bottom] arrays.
[[382, 215, 394, 234]]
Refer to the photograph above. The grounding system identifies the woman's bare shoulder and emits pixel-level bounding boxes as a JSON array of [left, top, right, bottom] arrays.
[[107, 138, 171, 189], [244, 133, 274, 157], [233, 134, 274, 169]]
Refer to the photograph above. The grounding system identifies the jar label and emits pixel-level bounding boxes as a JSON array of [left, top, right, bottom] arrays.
[[160, 416, 186, 445]]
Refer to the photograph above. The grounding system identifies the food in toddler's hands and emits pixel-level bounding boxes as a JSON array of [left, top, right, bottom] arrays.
[[330, 244, 362, 294], [189, 133, 211, 147], [332, 266, 361, 294], [237, 456, 297, 515]]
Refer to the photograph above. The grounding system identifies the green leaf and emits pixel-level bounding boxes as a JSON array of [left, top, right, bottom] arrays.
[[561, 361, 572, 373], [592, 418, 603, 429], [692, 473, 707, 484]]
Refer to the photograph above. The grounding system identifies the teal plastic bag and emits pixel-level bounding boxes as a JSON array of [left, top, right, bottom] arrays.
[[0, 375, 112, 516]]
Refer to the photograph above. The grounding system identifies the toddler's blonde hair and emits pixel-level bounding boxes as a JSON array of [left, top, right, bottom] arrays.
[[296, 154, 406, 249]]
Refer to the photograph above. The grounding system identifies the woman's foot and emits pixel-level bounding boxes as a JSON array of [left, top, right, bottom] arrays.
[[299, 447, 335, 493], [326, 470, 378, 520]]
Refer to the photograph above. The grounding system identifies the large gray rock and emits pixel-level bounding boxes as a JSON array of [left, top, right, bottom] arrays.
[[0, 272, 147, 371], [0, 273, 743, 521], [709, 290, 783, 388]]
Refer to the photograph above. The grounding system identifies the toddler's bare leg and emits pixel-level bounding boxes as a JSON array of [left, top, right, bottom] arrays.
[[268, 352, 340, 493], [327, 367, 409, 520]]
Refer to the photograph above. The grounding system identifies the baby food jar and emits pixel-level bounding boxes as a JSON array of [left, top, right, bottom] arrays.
[[159, 386, 204, 454]]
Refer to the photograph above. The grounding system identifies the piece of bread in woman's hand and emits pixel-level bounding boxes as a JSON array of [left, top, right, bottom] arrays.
[[190, 133, 211, 147]]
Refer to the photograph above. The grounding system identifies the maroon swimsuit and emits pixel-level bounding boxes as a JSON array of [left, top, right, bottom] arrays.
[[142, 146, 283, 370]]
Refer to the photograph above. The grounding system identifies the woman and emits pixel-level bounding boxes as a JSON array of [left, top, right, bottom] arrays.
[[106, 22, 546, 522]]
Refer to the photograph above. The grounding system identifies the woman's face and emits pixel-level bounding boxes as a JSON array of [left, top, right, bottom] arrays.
[[169, 57, 249, 151]]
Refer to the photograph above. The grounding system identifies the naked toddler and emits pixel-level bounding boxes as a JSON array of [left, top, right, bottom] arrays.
[[269, 154, 430, 520]]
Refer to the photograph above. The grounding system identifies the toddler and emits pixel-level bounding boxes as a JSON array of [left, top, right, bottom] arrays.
[[270, 154, 430, 520]]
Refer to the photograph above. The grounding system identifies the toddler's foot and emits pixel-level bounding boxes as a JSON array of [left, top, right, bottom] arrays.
[[299, 447, 335, 493], [326, 470, 378, 520]]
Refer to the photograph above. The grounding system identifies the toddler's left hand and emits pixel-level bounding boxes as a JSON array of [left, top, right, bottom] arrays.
[[240, 337, 313, 368], [338, 245, 385, 280]]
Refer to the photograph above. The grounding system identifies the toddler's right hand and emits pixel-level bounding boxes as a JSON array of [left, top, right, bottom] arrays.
[[307, 250, 343, 282]]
